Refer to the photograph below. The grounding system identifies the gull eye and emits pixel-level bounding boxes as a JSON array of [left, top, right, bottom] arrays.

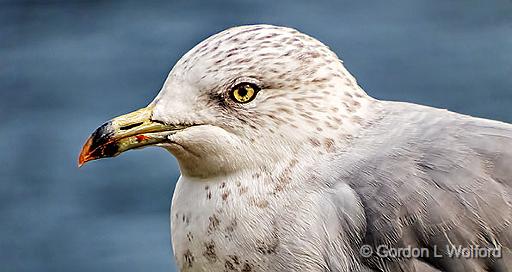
[[229, 83, 260, 103]]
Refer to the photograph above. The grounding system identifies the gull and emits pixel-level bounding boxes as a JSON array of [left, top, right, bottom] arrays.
[[79, 25, 512, 271]]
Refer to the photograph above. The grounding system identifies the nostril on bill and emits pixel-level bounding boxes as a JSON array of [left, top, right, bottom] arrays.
[[120, 122, 143, 131]]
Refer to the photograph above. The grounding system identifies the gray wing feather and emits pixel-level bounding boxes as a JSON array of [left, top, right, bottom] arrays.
[[330, 102, 512, 271]]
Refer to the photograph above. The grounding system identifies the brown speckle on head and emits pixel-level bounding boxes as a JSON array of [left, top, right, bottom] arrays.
[[324, 138, 336, 153], [352, 99, 361, 109], [289, 159, 299, 167], [352, 115, 364, 125], [249, 197, 269, 208], [324, 120, 338, 130], [274, 184, 284, 193], [153, 24, 372, 184], [330, 116, 342, 124], [309, 137, 321, 147], [256, 199, 269, 208], [272, 159, 297, 193]]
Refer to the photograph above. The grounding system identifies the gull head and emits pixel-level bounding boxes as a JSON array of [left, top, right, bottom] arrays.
[[79, 25, 372, 178]]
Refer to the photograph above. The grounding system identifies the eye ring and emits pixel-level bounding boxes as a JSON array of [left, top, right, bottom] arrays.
[[229, 82, 260, 104]]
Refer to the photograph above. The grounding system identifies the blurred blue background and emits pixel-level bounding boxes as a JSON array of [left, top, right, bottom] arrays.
[[1, 0, 511, 271]]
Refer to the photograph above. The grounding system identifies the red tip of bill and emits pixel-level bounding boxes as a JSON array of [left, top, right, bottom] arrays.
[[78, 137, 94, 167]]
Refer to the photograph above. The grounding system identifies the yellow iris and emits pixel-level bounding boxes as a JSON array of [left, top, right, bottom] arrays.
[[231, 84, 256, 103]]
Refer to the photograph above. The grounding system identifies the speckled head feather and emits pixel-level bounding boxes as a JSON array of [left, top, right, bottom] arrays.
[[151, 25, 374, 178], [159, 26, 375, 270]]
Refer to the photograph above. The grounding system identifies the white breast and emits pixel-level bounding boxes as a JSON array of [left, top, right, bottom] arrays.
[[170, 174, 280, 272]]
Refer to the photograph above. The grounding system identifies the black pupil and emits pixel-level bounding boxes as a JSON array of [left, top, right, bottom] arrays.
[[238, 86, 248, 97]]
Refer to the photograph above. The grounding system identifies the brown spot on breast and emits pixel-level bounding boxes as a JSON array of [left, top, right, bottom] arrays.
[[207, 191, 212, 200], [228, 255, 240, 266], [203, 240, 217, 263], [186, 232, 194, 242], [256, 238, 279, 255], [239, 186, 248, 195], [222, 190, 230, 201], [225, 218, 237, 232], [182, 214, 190, 225], [225, 260, 235, 270], [184, 249, 195, 268], [208, 215, 220, 234], [219, 182, 226, 189], [241, 262, 253, 272], [224, 218, 238, 240]]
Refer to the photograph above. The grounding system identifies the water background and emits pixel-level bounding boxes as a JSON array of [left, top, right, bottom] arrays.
[[1, 0, 511, 271]]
